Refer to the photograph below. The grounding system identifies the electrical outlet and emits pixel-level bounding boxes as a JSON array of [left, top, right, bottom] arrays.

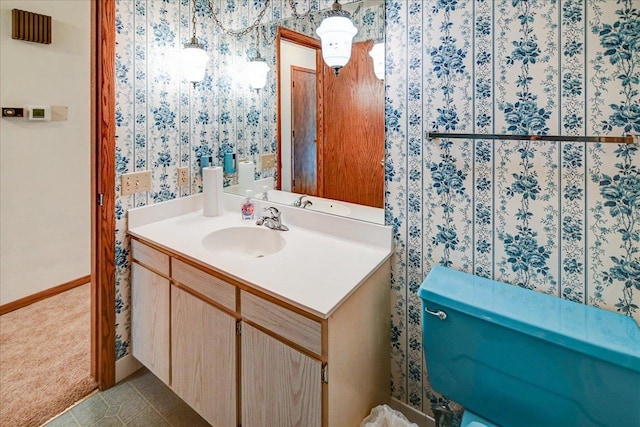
[[260, 153, 276, 169], [178, 167, 189, 187], [121, 171, 152, 195]]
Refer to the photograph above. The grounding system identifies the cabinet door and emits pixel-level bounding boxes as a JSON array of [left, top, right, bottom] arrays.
[[171, 286, 237, 427], [131, 262, 170, 384], [241, 323, 322, 427]]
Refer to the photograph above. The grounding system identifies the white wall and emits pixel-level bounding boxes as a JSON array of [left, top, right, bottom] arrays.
[[0, 0, 91, 304], [279, 40, 316, 192]]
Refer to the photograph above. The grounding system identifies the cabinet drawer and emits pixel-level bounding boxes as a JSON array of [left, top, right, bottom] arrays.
[[241, 291, 322, 356], [171, 259, 236, 312], [132, 240, 169, 276]]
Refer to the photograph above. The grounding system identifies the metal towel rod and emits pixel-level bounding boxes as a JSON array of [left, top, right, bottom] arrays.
[[425, 132, 638, 144]]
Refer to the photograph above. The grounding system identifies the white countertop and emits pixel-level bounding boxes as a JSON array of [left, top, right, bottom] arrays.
[[128, 194, 392, 318]]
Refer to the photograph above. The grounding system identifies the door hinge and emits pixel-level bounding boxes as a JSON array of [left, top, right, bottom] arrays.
[[321, 363, 328, 384], [236, 320, 242, 336], [98, 193, 104, 206]]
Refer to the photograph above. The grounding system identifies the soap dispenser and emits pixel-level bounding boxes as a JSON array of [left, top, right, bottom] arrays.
[[241, 190, 255, 220]]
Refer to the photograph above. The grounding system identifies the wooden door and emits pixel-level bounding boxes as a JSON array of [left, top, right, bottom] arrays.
[[241, 323, 322, 427], [131, 262, 170, 384], [291, 66, 318, 195], [171, 286, 237, 427], [322, 40, 385, 208]]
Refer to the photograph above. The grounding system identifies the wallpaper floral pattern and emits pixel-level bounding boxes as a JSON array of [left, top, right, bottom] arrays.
[[115, 0, 639, 421], [385, 0, 639, 418]]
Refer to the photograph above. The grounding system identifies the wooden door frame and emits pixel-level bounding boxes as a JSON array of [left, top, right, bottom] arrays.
[[92, 0, 116, 390], [275, 27, 324, 195]]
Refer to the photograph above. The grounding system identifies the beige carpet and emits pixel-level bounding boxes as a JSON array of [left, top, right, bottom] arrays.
[[0, 283, 97, 427]]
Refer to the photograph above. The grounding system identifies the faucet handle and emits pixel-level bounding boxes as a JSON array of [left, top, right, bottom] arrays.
[[263, 206, 280, 218], [293, 194, 308, 207], [257, 206, 288, 231]]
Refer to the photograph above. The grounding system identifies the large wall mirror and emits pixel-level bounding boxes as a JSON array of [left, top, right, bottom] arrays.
[[218, 1, 385, 223]]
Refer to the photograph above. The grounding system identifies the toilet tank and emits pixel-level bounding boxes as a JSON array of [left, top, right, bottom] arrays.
[[418, 266, 640, 427]]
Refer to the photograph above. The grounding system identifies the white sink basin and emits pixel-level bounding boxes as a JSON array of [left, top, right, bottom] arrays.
[[201, 226, 286, 258]]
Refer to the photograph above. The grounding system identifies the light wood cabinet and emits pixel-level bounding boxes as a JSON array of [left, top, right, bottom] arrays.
[[241, 323, 322, 427], [171, 286, 237, 427], [241, 290, 322, 355], [130, 238, 390, 427], [172, 258, 235, 311], [131, 262, 170, 384]]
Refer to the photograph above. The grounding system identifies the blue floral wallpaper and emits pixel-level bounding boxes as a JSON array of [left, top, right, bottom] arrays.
[[385, 0, 639, 418], [115, 0, 639, 421]]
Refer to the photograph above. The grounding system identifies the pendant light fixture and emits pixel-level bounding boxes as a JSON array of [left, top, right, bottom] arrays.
[[245, 28, 270, 91], [181, 0, 209, 86], [315, 0, 358, 76], [369, 42, 384, 80]]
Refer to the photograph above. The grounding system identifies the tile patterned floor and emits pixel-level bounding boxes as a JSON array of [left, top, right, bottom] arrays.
[[44, 368, 210, 427]]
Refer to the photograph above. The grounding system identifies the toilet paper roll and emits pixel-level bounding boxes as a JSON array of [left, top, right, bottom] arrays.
[[203, 166, 223, 217], [238, 161, 255, 194]]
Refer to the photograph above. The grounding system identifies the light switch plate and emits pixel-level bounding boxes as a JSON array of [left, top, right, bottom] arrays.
[[260, 153, 276, 169], [121, 171, 152, 195]]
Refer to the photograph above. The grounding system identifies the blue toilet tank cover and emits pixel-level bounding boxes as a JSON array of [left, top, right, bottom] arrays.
[[418, 266, 640, 372]]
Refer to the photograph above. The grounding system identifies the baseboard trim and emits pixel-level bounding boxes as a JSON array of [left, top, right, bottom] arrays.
[[0, 275, 91, 316], [387, 397, 435, 427], [115, 354, 143, 384]]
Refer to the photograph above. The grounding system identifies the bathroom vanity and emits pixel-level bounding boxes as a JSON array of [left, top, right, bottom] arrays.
[[127, 194, 392, 427]]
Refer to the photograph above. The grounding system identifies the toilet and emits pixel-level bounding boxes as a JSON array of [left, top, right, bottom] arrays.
[[418, 266, 640, 427]]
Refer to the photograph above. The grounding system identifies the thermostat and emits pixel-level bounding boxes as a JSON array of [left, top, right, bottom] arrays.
[[26, 105, 51, 121], [1, 107, 24, 117]]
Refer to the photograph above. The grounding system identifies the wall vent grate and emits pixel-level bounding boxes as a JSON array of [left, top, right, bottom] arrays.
[[12, 9, 52, 44]]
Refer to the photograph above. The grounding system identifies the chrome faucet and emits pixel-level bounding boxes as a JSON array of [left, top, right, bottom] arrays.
[[293, 194, 313, 209], [256, 206, 289, 231]]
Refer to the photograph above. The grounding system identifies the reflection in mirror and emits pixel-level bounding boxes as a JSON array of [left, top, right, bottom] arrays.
[[217, 1, 385, 224], [277, 26, 384, 209], [278, 30, 320, 196]]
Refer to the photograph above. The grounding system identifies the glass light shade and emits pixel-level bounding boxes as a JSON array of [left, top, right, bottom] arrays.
[[181, 39, 209, 83], [316, 15, 358, 74], [369, 42, 385, 80], [245, 58, 270, 90]]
